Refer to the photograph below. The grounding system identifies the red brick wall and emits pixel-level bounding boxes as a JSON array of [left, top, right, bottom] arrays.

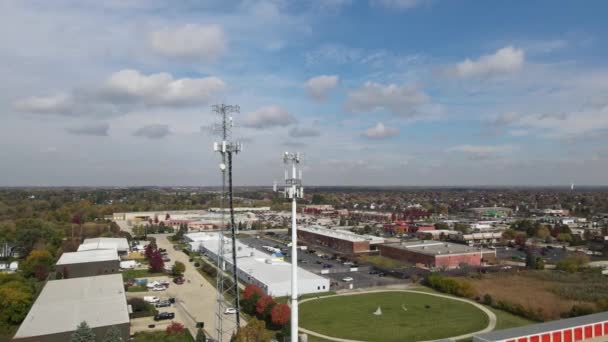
[[377, 244, 435, 266], [296, 230, 370, 254], [435, 253, 481, 268]]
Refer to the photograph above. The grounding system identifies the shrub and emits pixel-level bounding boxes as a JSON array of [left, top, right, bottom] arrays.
[[425, 273, 475, 298], [166, 322, 186, 336], [270, 303, 291, 327], [482, 294, 493, 306]]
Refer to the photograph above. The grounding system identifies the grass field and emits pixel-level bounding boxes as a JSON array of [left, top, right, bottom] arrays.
[[121, 269, 165, 280], [300, 291, 488, 342], [131, 331, 194, 342]]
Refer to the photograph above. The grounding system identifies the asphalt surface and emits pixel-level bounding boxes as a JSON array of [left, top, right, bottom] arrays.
[[126, 234, 241, 341], [239, 234, 404, 291]]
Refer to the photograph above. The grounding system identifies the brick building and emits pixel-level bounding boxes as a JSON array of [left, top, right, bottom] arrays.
[[296, 226, 385, 255], [377, 241, 495, 269]]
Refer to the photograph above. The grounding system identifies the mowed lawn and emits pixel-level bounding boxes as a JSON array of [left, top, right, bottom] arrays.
[[300, 292, 489, 342]]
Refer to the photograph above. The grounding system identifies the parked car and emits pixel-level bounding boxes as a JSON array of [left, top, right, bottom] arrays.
[[152, 285, 166, 291], [174, 277, 185, 284], [342, 277, 354, 282], [155, 300, 171, 308], [224, 308, 237, 314], [154, 312, 175, 321], [143, 296, 160, 304], [322, 264, 333, 268], [162, 257, 171, 262]]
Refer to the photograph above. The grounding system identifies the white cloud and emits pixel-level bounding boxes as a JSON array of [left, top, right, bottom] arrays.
[[451, 46, 524, 78], [133, 124, 171, 139], [243, 105, 297, 129], [363, 122, 399, 139], [516, 105, 608, 138], [345, 82, 430, 117], [102, 69, 226, 106], [149, 24, 226, 60], [289, 126, 321, 138], [370, 0, 428, 10], [66, 123, 109, 136], [305, 75, 339, 101], [14, 94, 73, 114], [448, 144, 513, 160]]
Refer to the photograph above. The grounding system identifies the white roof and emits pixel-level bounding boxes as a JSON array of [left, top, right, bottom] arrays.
[[190, 233, 328, 293], [56, 249, 119, 266], [300, 225, 385, 243], [78, 238, 129, 252], [14, 274, 129, 338]]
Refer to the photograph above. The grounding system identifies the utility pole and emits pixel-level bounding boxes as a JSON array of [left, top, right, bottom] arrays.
[[275, 152, 304, 342], [212, 104, 242, 341]]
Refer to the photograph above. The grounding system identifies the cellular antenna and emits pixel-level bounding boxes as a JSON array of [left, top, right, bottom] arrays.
[[274, 151, 304, 342], [211, 104, 242, 341]]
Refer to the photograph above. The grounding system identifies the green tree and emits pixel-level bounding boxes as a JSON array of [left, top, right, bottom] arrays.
[[102, 326, 124, 342], [453, 223, 470, 234], [71, 321, 96, 342], [311, 194, 325, 204], [196, 328, 207, 342], [0, 281, 34, 324], [172, 261, 186, 276], [556, 254, 590, 273], [21, 249, 54, 279], [536, 226, 551, 239]]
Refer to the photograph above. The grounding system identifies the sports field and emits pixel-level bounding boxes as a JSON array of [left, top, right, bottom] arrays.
[[300, 291, 489, 341]]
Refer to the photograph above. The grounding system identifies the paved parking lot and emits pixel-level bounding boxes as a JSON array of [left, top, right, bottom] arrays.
[[126, 234, 241, 340], [239, 235, 405, 291]]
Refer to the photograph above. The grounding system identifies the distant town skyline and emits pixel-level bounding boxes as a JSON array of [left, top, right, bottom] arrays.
[[1, 0, 608, 186]]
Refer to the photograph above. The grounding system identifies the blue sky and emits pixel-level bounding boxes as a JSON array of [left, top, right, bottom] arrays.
[[1, 0, 607, 186]]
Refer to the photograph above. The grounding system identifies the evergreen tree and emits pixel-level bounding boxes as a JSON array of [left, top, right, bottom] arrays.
[[71, 321, 96, 342], [102, 325, 123, 342], [196, 328, 207, 342]]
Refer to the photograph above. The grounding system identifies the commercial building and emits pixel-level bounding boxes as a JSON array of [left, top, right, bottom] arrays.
[[473, 311, 608, 342], [469, 207, 513, 218], [56, 249, 120, 278], [377, 241, 496, 269], [296, 226, 385, 255], [13, 274, 130, 342], [185, 232, 330, 297], [78, 237, 130, 255]]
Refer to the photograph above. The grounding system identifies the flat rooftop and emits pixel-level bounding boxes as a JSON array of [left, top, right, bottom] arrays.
[[188, 233, 328, 291], [382, 241, 493, 256], [56, 249, 119, 265], [14, 274, 129, 339], [78, 237, 129, 252], [300, 225, 385, 243], [474, 311, 608, 341]]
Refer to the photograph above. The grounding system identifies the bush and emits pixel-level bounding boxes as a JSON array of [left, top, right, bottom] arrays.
[[482, 294, 493, 306], [556, 254, 590, 273], [425, 273, 475, 298], [127, 298, 155, 318]]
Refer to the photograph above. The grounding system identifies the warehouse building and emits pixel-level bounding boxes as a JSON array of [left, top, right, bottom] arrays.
[[473, 311, 608, 342], [56, 249, 120, 278], [377, 241, 496, 269], [296, 226, 385, 255], [186, 232, 330, 297], [78, 237, 130, 255], [13, 274, 129, 342]]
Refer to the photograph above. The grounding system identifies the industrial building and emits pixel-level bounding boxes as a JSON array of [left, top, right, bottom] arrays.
[[185, 232, 330, 297], [56, 249, 120, 278], [77, 237, 130, 255], [13, 274, 130, 342], [377, 241, 496, 269], [473, 311, 608, 342], [296, 226, 385, 255]]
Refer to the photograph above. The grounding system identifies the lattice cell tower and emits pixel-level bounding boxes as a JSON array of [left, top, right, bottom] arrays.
[[211, 104, 242, 342]]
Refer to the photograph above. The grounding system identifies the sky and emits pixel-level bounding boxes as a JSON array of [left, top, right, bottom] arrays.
[[1, 0, 608, 186]]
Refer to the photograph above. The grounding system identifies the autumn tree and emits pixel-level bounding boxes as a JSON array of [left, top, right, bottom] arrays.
[[172, 261, 186, 276], [270, 303, 291, 327], [233, 318, 266, 342], [255, 295, 274, 317], [144, 242, 155, 260], [71, 321, 96, 342], [242, 284, 264, 314], [21, 250, 54, 280], [166, 322, 186, 336], [0, 280, 34, 324], [149, 250, 164, 273]]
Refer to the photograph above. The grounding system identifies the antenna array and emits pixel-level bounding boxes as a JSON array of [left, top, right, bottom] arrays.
[[211, 104, 242, 342]]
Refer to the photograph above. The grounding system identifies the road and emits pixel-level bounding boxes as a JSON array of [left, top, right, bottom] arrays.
[[126, 234, 241, 340]]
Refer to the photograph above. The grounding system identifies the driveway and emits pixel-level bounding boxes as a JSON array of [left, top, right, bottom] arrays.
[[127, 234, 241, 340]]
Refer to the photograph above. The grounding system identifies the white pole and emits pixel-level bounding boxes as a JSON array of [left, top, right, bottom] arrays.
[[291, 160, 298, 342]]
